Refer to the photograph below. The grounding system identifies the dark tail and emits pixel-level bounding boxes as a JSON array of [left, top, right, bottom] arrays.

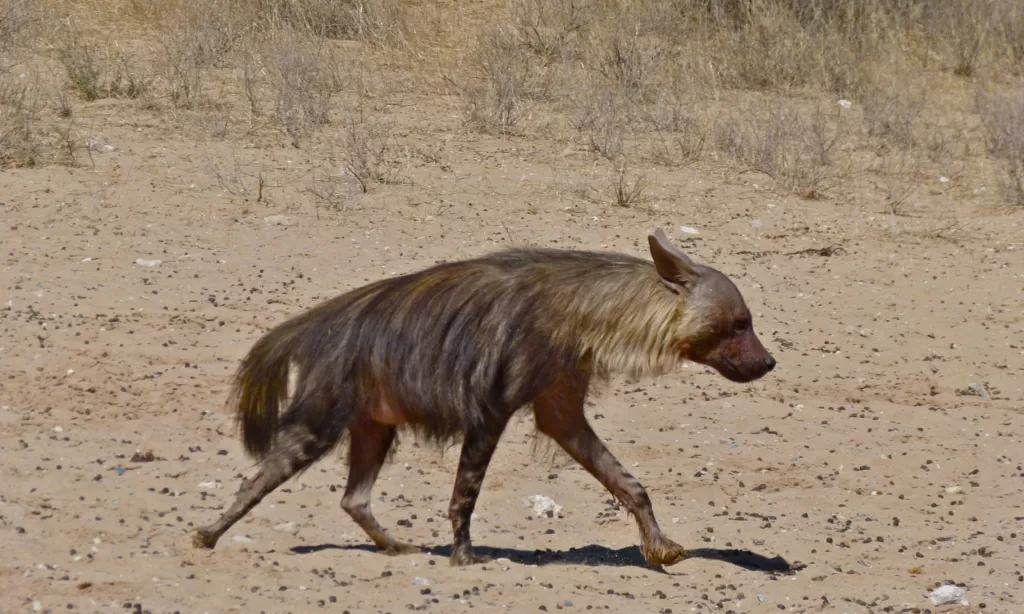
[[228, 318, 309, 460]]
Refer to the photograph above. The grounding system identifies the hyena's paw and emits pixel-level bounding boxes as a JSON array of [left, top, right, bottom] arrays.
[[449, 547, 492, 567], [192, 528, 219, 549], [642, 536, 688, 567], [380, 541, 422, 556]]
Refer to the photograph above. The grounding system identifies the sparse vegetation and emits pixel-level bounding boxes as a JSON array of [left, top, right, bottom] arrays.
[[977, 88, 1024, 206], [0, 0, 1018, 206]]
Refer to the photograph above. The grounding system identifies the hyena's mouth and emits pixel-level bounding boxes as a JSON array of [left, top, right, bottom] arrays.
[[718, 357, 760, 383]]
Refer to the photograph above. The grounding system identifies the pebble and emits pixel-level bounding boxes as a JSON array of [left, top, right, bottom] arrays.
[[134, 258, 163, 267], [523, 495, 563, 518], [274, 522, 300, 536], [198, 481, 223, 489], [678, 226, 699, 235], [928, 584, 967, 606], [32, 601, 42, 612], [966, 383, 991, 400], [413, 577, 430, 586]]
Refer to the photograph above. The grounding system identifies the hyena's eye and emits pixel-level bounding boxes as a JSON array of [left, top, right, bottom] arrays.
[[733, 318, 750, 333]]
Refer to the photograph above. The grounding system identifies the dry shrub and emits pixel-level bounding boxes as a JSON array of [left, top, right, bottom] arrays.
[[925, 0, 993, 78], [0, 72, 41, 167], [0, 0, 35, 52], [993, 1, 1024, 75], [977, 89, 1024, 206], [245, 0, 404, 45], [860, 80, 927, 149], [257, 31, 346, 146], [715, 100, 847, 198], [462, 29, 548, 135], [339, 104, 401, 192], [641, 88, 709, 164], [58, 38, 151, 101], [507, 0, 590, 61], [155, 5, 233, 107]]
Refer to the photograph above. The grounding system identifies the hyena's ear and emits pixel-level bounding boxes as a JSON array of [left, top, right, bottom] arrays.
[[648, 228, 699, 289]]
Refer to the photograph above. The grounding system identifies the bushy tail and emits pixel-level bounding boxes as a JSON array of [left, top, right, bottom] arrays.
[[228, 319, 308, 459]]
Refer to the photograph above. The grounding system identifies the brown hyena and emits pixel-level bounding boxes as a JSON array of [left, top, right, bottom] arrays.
[[192, 228, 776, 568]]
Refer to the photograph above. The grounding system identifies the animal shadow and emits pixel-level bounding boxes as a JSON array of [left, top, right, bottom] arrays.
[[291, 543, 803, 574]]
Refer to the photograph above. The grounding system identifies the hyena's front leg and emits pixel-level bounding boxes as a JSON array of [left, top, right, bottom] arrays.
[[534, 377, 686, 568]]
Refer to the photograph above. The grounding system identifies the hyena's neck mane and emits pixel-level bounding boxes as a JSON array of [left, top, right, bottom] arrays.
[[493, 247, 695, 381]]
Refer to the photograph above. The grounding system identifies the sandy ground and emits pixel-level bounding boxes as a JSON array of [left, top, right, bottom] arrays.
[[2, 84, 1024, 614]]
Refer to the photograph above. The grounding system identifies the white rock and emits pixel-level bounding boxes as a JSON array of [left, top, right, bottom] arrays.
[[32, 601, 42, 612], [232, 535, 254, 544], [134, 258, 162, 267], [274, 522, 300, 536], [413, 577, 430, 586], [678, 225, 700, 235], [838, 99, 852, 109], [945, 485, 963, 495], [198, 481, 222, 490], [928, 584, 967, 606], [523, 494, 563, 518]]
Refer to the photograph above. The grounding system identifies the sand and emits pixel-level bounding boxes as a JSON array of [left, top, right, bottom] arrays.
[[1, 85, 1023, 614]]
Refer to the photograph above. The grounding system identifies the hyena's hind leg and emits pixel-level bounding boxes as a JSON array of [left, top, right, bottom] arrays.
[[340, 413, 420, 555], [193, 424, 330, 549]]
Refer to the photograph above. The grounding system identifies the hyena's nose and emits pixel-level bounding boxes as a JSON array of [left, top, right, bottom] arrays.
[[763, 354, 776, 371]]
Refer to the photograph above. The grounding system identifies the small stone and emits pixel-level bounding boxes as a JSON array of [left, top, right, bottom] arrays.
[[945, 485, 963, 495], [413, 577, 430, 586], [198, 481, 222, 490], [523, 494, 563, 518], [32, 601, 42, 612], [274, 522, 300, 536], [928, 584, 967, 606], [134, 258, 162, 267]]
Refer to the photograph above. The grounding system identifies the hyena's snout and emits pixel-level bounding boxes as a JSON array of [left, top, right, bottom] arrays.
[[732, 330, 776, 381], [700, 328, 776, 383]]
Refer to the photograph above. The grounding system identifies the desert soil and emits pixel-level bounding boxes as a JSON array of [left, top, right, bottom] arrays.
[[2, 71, 1024, 614]]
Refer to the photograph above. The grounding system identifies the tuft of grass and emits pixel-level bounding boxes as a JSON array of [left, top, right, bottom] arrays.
[[609, 161, 647, 207]]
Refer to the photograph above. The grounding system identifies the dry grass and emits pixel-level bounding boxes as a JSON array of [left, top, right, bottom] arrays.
[[977, 88, 1024, 207], [0, 0, 1022, 209], [257, 30, 347, 147], [714, 100, 848, 199]]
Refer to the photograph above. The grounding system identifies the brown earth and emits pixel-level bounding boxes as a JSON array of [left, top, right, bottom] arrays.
[[2, 17, 1024, 614]]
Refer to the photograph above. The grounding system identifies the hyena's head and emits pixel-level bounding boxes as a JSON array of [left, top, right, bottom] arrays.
[[648, 228, 776, 384]]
